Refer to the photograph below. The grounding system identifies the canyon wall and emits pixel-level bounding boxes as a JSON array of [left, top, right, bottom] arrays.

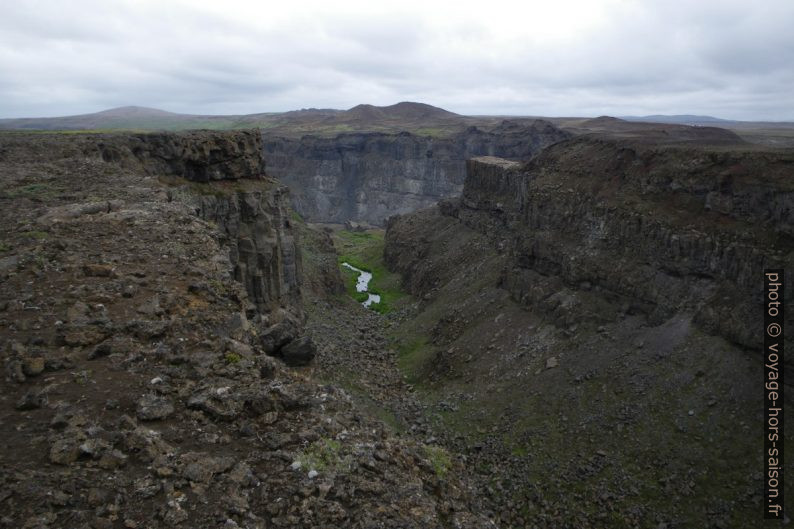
[[382, 132, 794, 527], [263, 120, 571, 225], [387, 135, 794, 352]]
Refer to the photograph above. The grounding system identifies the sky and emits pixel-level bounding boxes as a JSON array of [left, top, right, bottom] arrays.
[[1, 0, 792, 120]]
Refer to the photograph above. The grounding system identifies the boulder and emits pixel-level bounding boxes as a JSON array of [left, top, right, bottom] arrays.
[[280, 336, 317, 367], [259, 318, 299, 355]]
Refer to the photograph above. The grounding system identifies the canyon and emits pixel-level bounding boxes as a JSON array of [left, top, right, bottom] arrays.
[[0, 116, 792, 528]]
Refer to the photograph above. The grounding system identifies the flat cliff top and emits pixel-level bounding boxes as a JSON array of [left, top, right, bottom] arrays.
[[469, 156, 522, 169]]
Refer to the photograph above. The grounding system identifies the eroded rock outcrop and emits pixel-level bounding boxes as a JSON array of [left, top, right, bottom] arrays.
[[88, 130, 310, 362], [263, 120, 571, 225], [97, 129, 264, 181]]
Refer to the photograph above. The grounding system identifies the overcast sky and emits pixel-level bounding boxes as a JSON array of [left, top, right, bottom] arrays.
[[1, 0, 792, 120]]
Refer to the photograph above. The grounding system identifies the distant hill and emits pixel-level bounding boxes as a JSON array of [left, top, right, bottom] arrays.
[[621, 114, 735, 126], [3, 104, 793, 146], [0, 102, 469, 136], [0, 106, 263, 132], [345, 102, 458, 121]]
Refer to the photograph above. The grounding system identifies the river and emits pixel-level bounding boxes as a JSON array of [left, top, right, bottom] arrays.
[[341, 262, 381, 308]]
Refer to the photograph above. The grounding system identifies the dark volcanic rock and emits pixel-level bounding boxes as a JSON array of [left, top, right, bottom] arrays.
[[280, 336, 317, 366], [136, 394, 175, 421], [382, 133, 794, 529], [191, 185, 303, 315], [0, 131, 495, 529], [259, 315, 300, 354]]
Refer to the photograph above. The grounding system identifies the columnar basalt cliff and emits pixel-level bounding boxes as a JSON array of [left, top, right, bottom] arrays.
[[263, 120, 571, 225], [96, 131, 305, 331]]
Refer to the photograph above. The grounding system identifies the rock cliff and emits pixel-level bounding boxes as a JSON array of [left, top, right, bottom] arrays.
[[93, 131, 307, 358], [263, 120, 571, 225], [383, 134, 794, 527], [389, 135, 794, 350]]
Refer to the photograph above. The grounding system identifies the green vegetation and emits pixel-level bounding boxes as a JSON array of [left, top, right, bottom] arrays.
[[333, 229, 406, 314], [21, 230, 48, 240], [296, 438, 349, 472], [0, 242, 11, 252], [423, 445, 452, 479], [224, 352, 242, 364], [5, 183, 59, 200], [394, 336, 434, 384], [414, 127, 449, 138]]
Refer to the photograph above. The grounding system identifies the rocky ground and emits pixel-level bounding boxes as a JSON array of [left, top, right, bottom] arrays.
[[0, 132, 493, 529]]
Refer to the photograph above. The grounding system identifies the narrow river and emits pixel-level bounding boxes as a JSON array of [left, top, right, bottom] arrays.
[[341, 262, 381, 308]]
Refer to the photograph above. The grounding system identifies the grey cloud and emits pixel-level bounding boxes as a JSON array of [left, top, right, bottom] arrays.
[[0, 0, 792, 120]]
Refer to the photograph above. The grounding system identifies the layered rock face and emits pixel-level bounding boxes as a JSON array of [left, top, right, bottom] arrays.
[[263, 120, 571, 225], [191, 187, 302, 317], [389, 136, 794, 351]]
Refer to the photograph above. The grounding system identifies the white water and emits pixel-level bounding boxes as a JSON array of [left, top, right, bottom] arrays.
[[341, 262, 382, 308]]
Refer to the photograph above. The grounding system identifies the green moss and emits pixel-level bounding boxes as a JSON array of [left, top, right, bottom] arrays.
[[0, 242, 11, 252], [6, 183, 59, 200], [395, 336, 434, 383]]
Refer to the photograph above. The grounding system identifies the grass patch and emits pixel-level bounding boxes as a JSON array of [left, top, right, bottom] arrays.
[[333, 229, 407, 313], [423, 445, 453, 478], [395, 336, 435, 383], [21, 230, 48, 240], [296, 438, 349, 472], [5, 183, 59, 200], [224, 352, 242, 364]]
